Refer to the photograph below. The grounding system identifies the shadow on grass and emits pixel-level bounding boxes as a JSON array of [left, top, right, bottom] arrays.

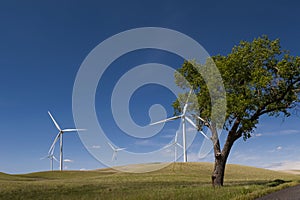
[[266, 179, 292, 187], [226, 179, 292, 187]]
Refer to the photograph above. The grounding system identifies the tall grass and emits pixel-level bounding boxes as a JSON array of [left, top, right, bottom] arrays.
[[0, 162, 298, 200]]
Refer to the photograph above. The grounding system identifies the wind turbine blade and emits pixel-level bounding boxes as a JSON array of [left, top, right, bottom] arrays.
[[48, 111, 61, 131], [112, 152, 117, 161], [185, 117, 210, 139], [163, 131, 181, 150], [198, 130, 214, 158], [185, 88, 193, 105], [185, 117, 198, 130], [175, 143, 183, 149], [53, 156, 59, 162], [163, 141, 175, 149], [182, 104, 188, 116], [193, 114, 206, 123], [48, 133, 60, 155], [117, 148, 126, 151], [49, 143, 56, 156], [183, 88, 193, 114], [40, 156, 48, 160], [149, 115, 181, 126], [199, 130, 210, 140], [174, 131, 180, 143], [108, 142, 115, 151], [62, 128, 86, 132], [175, 131, 179, 138], [174, 130, 183, 149]]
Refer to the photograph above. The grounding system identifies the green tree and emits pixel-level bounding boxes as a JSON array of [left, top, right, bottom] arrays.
[[173, 36, 300, 187]]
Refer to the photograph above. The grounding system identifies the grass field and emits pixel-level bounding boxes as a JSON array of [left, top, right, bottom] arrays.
[[0, 162, 299, 200]]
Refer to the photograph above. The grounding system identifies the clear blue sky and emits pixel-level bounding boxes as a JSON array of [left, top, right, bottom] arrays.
[[0, 0, 299, 174]]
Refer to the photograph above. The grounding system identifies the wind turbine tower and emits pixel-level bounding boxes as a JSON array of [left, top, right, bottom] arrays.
[[150, 89, 209, 162], [48, 111, 85, 171]]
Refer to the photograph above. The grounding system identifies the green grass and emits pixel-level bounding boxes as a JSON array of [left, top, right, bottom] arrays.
[[0, 162, 299, 200]]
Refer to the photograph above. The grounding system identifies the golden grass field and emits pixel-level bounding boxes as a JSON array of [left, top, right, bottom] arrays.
[[0, 162, 299, 200]]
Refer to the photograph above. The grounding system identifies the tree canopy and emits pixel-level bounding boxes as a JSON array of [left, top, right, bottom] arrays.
[[173, 35, 300, 186], [175, 35, 300, 139]]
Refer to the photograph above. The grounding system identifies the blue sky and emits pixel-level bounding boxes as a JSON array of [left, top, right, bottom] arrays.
[[0, 0, 299, 174]]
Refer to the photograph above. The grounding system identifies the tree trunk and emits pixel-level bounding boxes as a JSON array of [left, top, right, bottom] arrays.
[[210, 122, 225, 187], [211, 153, 226, 186], [211, 121, 241, 187]]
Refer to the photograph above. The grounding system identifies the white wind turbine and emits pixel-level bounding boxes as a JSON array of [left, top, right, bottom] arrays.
[[108, 142, 126, 161], [150, 89, 209, 162], [48, 111, 85, 171], [163, 131, 183, 162], [41, 145, 58, 171]]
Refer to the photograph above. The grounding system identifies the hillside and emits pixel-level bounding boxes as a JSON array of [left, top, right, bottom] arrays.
[[0, 162, 299, 200]]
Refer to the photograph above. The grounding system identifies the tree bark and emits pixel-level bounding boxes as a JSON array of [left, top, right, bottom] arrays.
[[211, 120, 242, 187], [210, 122, 224, 186], [211, 135, 236, 186], [211, 152, 226, 186]]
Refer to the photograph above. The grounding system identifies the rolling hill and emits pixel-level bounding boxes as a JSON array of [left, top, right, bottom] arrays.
[[0, 162, 299, 200]]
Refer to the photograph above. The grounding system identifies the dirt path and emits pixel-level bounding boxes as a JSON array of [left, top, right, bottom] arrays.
[[256, 184, 300, 200]]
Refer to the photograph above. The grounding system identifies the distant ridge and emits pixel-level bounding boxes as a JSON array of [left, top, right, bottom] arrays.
[[1, 162, 298, 177]]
